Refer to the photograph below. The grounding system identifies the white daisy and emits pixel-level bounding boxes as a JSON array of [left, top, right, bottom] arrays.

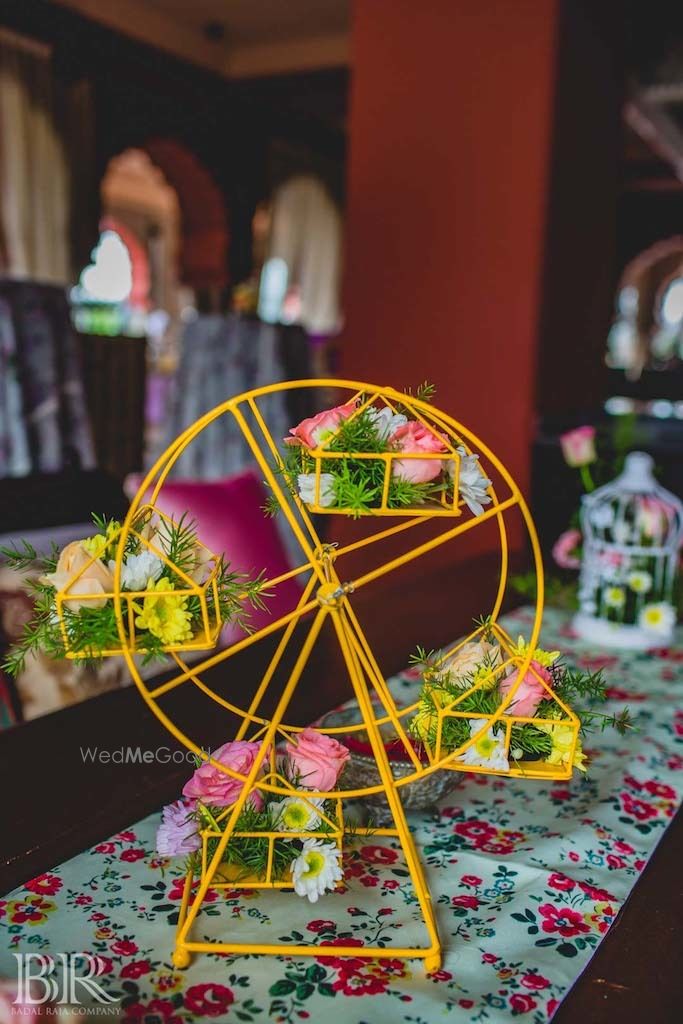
[[627, 571, 652, 595], [603, 586, 625, 609], [111, 550, 163, 591], [447, 447, 492, 516], [291, 839, 343, 902], [271, 796, 325, 833], [457, 719, 509, 771], [367, 406, 408, 440], [638, 602, 676, 636], [297, 473, 336, 507]]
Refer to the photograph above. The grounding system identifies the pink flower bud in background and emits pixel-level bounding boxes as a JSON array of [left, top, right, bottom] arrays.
[[560, 426, 596, 468], [636, 496, 671, 542], [552, 529, 582, 569]]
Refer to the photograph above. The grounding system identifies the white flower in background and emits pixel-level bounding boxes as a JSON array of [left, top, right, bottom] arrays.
[[111, 550, 163, 591], [604, 586, 625, 609], [638, 602, 676, 636], [368, 406, 408, 440], [271, 795, 325, 833], [591, 504, 615, 531], [291, 839, 343, 902], [297, 473, 336, 507], [627, 570, 652, 595], [447, 447, 492, 516], [457, 719, 509, 771], [612, 520, 631, 545]]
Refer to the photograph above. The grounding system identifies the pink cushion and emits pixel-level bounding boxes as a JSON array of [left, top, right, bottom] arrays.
[[124, 470, 301, 640]]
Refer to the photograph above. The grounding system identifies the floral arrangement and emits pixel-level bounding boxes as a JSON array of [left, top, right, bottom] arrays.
[[1, 510, 268, 672], [513, 422, 683, 631], [548, 429, 682, 643], [157, 729, 351, 902], [408, 624, 631, 774], [273, 385, 492, 517]]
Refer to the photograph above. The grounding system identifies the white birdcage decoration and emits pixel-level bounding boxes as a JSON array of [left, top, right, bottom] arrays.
[[573, 452, 683, 648]]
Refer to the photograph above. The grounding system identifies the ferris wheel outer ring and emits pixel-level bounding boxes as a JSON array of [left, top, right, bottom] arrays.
[[112, 380, 544, 799]]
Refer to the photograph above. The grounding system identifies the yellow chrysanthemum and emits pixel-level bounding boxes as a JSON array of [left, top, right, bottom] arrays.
[[82, 522, 119, 560], [536, 721, 586, 772], [471, 660, 503, 691], [510, 636, 560, 668], [410, 704, 439, 744], [134, 576, 193, 645]]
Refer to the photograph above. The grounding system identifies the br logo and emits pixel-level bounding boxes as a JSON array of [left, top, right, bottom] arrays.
[[13, 954, 119, 1007]]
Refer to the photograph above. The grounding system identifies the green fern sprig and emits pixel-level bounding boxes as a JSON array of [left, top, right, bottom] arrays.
[[0, 539, 40, 572]]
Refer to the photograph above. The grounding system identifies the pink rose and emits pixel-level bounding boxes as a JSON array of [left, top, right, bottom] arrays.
[[636, 497, 670, 540], [183, 741, 268, 809], [500, 660, 553, 718], [284, 403, 357, 449], [552, 529, 581, 570], [389, 421, 447, 484], [286, 728, 350, 791], [559, 426, 596, 467]]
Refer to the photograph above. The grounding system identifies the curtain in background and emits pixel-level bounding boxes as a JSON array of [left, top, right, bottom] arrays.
[[164, 315, 290, 479], [0, 280, 95, 476], [266, 175, 343, 335], [0, 28, 70, 284]]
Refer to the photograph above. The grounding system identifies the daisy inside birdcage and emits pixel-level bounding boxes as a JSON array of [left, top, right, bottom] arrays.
[[574, 452, 683, 648]]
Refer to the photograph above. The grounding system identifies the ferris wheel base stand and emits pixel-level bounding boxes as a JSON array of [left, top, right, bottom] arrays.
[[168, 593, 444, 975]]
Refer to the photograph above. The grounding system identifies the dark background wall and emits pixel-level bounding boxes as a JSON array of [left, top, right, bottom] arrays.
[[0, 0, 349, 287]]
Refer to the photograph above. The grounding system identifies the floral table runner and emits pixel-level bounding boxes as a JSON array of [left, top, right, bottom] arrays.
[[1, 607, 681, 1023]]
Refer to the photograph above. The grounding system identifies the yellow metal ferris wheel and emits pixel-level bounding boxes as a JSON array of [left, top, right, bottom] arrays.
[[113, 380, 572, 974]]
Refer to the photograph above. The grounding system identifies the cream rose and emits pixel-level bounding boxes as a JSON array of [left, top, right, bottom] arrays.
[[41, 540, 114, 610], [442, 638, 502, 687]]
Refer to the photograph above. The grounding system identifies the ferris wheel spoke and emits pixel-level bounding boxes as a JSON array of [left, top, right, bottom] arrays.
[[341, 604, 423, 772], [248, 605, 328, 745], [334, 513, 433, 560], [243, 395, 323, 551], [349, 494, 519, 594], [167, 651, 268, 725], [147, 589, 320, 700], [234, 572, 319, 740], [230, 401, 328, 574]]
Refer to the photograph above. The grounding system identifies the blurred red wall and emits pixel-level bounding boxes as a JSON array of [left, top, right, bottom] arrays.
[[341, 0, 559, 496], [330, 1, 561, 618]]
